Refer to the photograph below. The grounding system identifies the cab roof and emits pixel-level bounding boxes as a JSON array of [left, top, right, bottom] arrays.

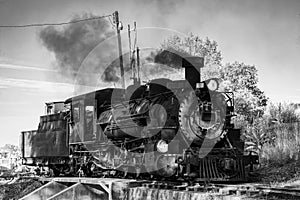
[[64, 88, 125, 104]]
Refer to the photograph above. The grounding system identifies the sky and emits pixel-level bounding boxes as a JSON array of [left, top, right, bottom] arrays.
[[0, 0, 299, 146]]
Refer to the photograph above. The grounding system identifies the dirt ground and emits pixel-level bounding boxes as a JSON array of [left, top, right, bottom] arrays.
[[258, 161, 300, 186], [0, 178, 43, 200]]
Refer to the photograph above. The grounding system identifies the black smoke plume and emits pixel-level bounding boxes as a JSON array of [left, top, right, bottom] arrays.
[[39, 13, 116, 86], [149, 47, 190, 68]]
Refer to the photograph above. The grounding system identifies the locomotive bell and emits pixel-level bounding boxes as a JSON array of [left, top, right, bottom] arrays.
[[182, 57, 204, 89]]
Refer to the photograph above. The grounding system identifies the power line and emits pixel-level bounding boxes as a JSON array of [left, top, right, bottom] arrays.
[[0, 14, 112, 28], [108, 15, 116, 29]]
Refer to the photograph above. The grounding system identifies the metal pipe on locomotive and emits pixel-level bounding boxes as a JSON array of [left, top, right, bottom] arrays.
[[20, 56, 258, 181]]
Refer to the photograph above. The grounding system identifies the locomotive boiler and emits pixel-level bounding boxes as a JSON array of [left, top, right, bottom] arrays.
[[20, 57, 258, 182]]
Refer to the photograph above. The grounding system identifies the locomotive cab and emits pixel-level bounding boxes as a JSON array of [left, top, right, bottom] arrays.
[[45, 101, 66, 115], [66, 88, 125, 143]]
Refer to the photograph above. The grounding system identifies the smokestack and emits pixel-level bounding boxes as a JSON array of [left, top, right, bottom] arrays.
[[182, 57, 204, 89]]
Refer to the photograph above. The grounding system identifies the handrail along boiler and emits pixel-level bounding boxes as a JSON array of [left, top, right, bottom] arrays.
[[20, 57, 258, 181]]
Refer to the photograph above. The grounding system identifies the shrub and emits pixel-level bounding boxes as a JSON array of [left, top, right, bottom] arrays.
[[242, 103, 300, 166], [243, 117, 272, 154], [260, 122, 300, 165]]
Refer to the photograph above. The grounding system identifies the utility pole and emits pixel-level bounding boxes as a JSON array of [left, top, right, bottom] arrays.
[[128, 21, 140, 85], [113, 11, 125, 89], [136, 47, 141, 85], [128, 24, 134, 82]]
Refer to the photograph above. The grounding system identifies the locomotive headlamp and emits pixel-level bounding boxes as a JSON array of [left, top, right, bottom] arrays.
[[177, 157, 183, 163], [206, 79, 219, 91], [156, 140, 168, 153]]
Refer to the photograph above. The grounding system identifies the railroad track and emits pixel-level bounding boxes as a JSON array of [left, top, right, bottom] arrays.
[[140, 180, 300, 199], [214, 183, 300, 198], [9, 175, 300, 199]]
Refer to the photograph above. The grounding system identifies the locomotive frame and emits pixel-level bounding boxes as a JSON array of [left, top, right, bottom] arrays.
[[20, 57, 259, 182]]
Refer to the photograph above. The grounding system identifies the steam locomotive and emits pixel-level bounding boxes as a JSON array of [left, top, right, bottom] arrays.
[[20, 57, 258, 182]]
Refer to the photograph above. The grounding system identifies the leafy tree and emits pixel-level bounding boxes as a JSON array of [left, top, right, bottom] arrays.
[[159, 33, 222, 80], [220, 62, 268, 122], [159, 33, 268, 122], [0, 144, 20, 157], [161, 33, 222, 65]]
